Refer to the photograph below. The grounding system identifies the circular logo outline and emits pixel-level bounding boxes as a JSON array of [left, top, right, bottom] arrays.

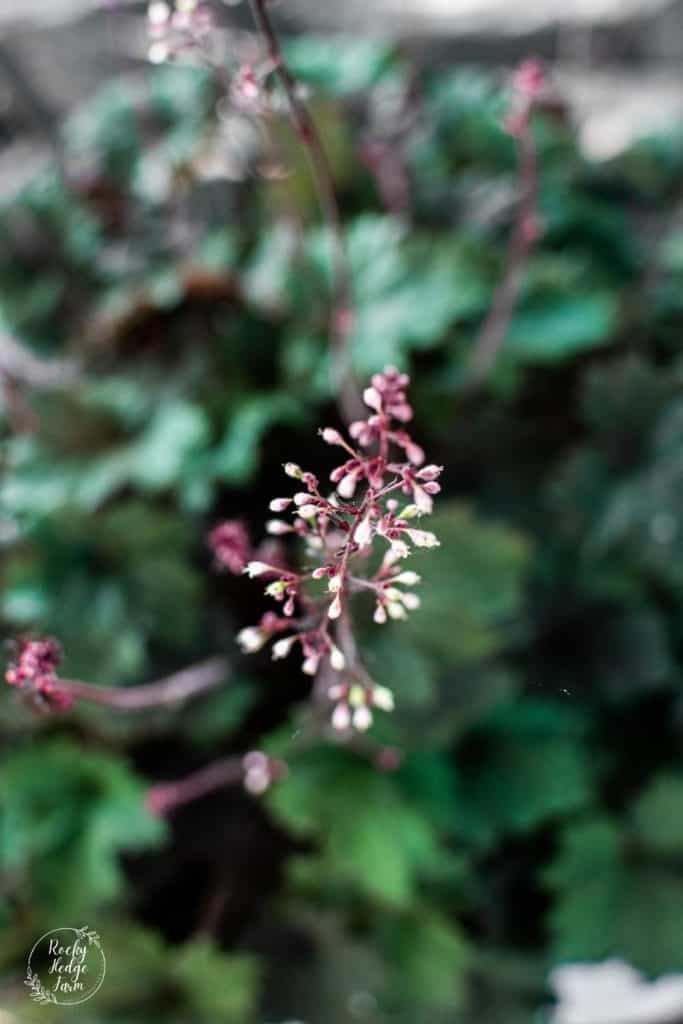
[[26, 926, 106, 1006]]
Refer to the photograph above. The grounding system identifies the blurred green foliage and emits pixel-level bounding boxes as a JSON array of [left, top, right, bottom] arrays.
[[1, 36, 683, 1023]]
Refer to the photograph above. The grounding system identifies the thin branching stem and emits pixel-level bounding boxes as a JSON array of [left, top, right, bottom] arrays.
[[247, 0, 362, 422], [58, 656, 229, 710], [466, 113, 539, 385]]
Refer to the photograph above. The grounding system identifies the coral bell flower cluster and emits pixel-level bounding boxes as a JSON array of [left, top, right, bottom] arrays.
[[5, 637, 73, 712], [231, 367, 442, 733]]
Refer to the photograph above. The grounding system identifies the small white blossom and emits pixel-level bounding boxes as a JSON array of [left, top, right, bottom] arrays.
[[405, 528, 440, 549], [331, 702, 351, 730], [394, 571, 421, 585], [353, 705, 373, 731], [266, 519, 291, 535], [372, 685, 395, 711], [329, 645, 346, 671], [354, 516, 373, 547], [244, 561, 271, 578], [272, 636, 296, 660], [237, 627, 266, 653]]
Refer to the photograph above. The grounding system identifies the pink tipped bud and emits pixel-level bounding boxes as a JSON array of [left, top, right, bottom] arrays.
[[417, 465, 443, 481], [328, 594, 342, 620], [321, 428, 344, 445], [374, 603, 387, 624], [269, 497, 292, 512]]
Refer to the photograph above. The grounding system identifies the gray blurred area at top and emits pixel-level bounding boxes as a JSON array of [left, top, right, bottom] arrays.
[[0, 0, 683, 188]]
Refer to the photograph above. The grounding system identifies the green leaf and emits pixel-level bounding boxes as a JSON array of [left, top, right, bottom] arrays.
[[630, 775, 683, 854], [504, 292, 618, 362], [212, 394, 306, 483], [452, 700, 593, 847], [267, 748, 447, 907], [0, 740, 165, 919], [403, 501, 531, 663], [546, 817, 683, 973], [380, 907, 471, 1012]]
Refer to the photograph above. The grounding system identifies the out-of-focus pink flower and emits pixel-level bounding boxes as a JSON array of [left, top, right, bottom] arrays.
[[208, 520, 251, 574]]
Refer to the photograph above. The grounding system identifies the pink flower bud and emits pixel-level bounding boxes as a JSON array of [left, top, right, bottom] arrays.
[[269, 497, 292, 512]]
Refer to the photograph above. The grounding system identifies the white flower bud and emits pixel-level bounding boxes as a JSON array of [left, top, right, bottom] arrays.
[[284, 462, 303, 478], [401, 504, 422, 519], [328, 575, 342, 593], [389, 540, 410, 559], [328, 594, 342, 619], [374, 604, 387, 624], [148, 42, 168, 63], [148, 1, 170, 24], [372, 685, 395, 712], [354, 515, 373, 547], [293, 492, 310, 505], [331, 702, 351, 731], [337, 472, 359, 499], [269, 498, 292, 512], [272, 636, 296, 660], [405, 528, 440, 549], [402, 592, 421, 610], [298, 504, 318, 519], [302, 654, 320, 676], [414, 487, 433, 514], [384, 587, 403, 602], [353, 705, 373, 731], [244, 561, 271, 578], [387, 601, 407, 620], [394, 571, 421, 585], [363, 386, 382, 412], [265, 580, 287, 597], [236, 627, 265, 653], [329, 645, 346, 671], [321, 428, 344, 445], [266, 519, 291, 535]]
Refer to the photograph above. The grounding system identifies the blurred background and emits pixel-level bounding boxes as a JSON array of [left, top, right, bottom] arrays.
[[2, 1, 683, 1022]]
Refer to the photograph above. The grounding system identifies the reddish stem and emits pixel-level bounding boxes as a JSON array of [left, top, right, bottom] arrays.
[[146, 756, 245, 815], [58, 656, 229, 710]]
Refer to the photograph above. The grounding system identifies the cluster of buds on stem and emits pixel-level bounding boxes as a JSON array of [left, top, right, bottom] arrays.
[[146, 0, 213, 64], [5, 637, 73, 712], [226, 367, 442, 733]]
